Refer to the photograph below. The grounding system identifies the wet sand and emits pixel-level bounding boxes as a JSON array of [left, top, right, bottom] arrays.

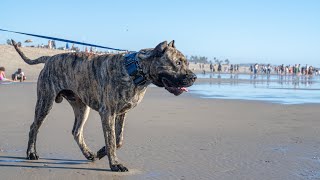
[[1, 83, 320, 180]]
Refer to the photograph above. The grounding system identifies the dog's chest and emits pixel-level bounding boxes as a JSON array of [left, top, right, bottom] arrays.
[[117, 87, 147, 114]]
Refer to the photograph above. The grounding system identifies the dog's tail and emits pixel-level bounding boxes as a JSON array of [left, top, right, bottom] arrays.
[[11, 39, 51, 65]]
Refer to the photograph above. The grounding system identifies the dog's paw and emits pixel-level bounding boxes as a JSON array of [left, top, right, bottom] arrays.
[[85, 152, 96, 161], [27, 152, 39, 160], [110, 164, 129, 172], [96, 146, 106, 160]]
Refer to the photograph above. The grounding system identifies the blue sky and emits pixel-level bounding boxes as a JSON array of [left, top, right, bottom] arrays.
[[1, 0, 319, 66]]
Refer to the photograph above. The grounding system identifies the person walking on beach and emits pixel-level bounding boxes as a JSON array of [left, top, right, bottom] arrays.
[[0, 67, 14, 82]]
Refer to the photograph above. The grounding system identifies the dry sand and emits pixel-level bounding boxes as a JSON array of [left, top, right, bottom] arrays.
[[0, 45, 65, 80], [1, 46, 320, 179]]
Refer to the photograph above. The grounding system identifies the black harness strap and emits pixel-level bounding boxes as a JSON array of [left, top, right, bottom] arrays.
[[124, 52, 147, 85]]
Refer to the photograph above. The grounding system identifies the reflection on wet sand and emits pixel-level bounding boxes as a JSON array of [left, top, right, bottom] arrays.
[[249, 74, 316, 89], [190, 73, 320, 104]]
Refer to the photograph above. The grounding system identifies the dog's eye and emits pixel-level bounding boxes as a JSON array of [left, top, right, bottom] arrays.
[[176, 60, 182, 66]]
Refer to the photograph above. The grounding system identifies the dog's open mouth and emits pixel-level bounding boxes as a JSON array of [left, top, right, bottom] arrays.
[[162, 78, 188, 96]]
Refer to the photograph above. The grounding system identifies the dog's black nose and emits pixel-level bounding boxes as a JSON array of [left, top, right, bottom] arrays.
[[191, 74, 197, 81], [187, 74, 197, 81]]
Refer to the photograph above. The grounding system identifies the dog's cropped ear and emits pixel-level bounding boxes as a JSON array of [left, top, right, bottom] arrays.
[[153, 41, 168, 56], [168, 40, 175, 48]]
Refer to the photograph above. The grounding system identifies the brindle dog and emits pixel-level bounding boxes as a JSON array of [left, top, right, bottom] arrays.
[[12, 40, 196, 172]]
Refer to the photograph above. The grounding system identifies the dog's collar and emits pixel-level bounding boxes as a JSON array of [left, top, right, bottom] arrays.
[[124, 52, 147, 86]]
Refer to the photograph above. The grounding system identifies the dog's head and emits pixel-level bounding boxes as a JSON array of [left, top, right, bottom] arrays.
[[138, 40, 197, 96]]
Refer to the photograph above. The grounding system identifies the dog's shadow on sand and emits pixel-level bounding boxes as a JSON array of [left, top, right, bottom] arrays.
[[0, 155, 111, 172]]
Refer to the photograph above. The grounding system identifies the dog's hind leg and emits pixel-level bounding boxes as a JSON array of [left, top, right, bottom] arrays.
[[96, 114, 126, 160], [69, 97, 95, 161], [27, 92, 55, 160]]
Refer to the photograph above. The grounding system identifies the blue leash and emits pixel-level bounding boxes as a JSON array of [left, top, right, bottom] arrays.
[[0, 28, 128, 51]]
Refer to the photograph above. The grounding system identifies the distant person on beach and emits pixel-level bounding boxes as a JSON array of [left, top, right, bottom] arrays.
[[210, 63, 213, 72], [0, 67, 14, 82], [230, 64, 234, 74], [267, 64, 271, 75], [263, 65, 267, 74], [285, 66, 289, 75], [308, 66, 313, 75], [254, 63, 258, 75], [301, 66, 305, 75], [250, 65, 253, 73], [48, 40, 52, 49], [281, 64, 285, 75], [12, 68, 26, 82], [218, 63, 222, 73], [52, 40, 56, 49], [66, 43, 69, 50], [293, 64, 297, 75]]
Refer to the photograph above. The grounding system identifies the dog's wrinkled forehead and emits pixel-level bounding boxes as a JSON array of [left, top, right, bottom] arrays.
[[138, 41, 188, 65], [165, 47, 186, 61]]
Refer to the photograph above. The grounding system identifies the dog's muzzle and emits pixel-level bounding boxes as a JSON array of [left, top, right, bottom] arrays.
[[186, 73, 197, 82], [162, 73, 197, 96]]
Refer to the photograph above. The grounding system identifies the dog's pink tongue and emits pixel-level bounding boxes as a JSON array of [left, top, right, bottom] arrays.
[[180, 87, 188, 92]]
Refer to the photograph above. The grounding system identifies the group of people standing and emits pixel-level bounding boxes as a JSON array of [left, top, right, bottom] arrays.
[[275, 64, 316, 76], [208, 63, 239, 73], [250, 64, 272, 75], [47, 40, 56, 49], [250, 63, 318, 76]]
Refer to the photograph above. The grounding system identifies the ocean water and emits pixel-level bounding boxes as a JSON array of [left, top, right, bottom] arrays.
[[189, 73, 320, 104], [2, 74, 320, 104]]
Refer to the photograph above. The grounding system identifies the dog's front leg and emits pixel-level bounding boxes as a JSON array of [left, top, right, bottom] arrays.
[[100, 111, 128, 172], [115, 114, 126, 149], [96, 114, 126, 160]]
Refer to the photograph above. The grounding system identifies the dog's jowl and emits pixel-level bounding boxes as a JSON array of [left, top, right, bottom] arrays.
[[12, 40, 196, 172]]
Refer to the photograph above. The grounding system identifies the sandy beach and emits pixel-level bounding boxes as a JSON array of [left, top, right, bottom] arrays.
[[1, 46, 320, 179], [0, 45, 65, 80]]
